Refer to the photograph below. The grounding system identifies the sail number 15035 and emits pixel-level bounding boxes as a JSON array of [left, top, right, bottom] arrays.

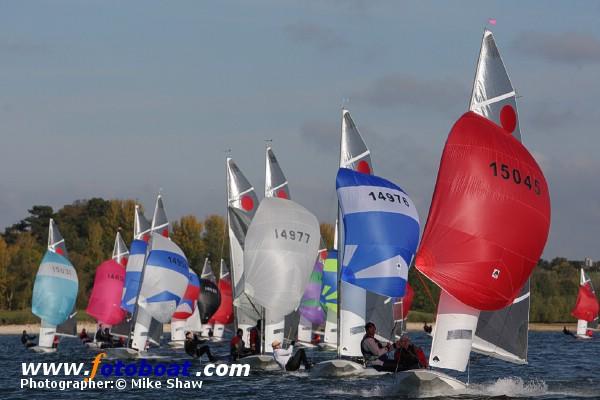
[[489, 162, 541, 195], [274, 229, 310, 243]]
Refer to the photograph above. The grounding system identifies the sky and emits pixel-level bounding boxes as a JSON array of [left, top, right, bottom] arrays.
[[1, 1, 599, 260]]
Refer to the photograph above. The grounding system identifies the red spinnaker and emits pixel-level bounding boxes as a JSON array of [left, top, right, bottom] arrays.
[[416, 112, 551, 311], [209, 276, 234, 325], [394, 283, 414, 320], [572, 283, 599, 322], [86, 259, 126, 325]]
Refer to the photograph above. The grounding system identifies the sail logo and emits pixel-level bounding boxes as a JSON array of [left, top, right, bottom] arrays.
[[492, 269, 501, 279]]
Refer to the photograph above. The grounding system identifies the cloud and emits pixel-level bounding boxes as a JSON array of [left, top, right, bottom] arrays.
[[352, 74, 467, 112], [513, 31, 600, 65], [284, 22, 348, 52]]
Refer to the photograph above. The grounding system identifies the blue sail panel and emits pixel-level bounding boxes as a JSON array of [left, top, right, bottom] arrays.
[[336, 168, 420, 298], [32, 251, 79, 325], [121, 239, 147, 313]]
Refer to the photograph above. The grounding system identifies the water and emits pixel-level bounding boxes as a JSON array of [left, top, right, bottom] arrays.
[[1, 332, 598, 399]]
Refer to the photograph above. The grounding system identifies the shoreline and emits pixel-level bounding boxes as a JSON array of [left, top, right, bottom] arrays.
[[0, 322, 578, 335]]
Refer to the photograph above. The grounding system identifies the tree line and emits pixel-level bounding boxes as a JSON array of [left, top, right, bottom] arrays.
[[0, 198, 597, 323]]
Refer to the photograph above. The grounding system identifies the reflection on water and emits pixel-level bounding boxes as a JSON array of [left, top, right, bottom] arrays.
[[2, 331, 599, 399]]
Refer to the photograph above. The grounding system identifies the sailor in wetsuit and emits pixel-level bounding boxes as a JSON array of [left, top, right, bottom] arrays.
[[230, 328, 252, 361], [360, 322, 398, 372], [184, 331, 216, 361], [21, 330, 36, 348]]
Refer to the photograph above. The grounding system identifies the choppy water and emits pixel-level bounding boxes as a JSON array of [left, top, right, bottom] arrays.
[[1, 331, 598, 399]]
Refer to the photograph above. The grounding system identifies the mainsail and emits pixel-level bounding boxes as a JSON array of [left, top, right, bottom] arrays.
[[393, 283, 414, 335], [469, 28, 531, 365], [416, 111, 551, 371], [321, 250, 338, 346], [32, 219, 78, 348], [121, 205, 151, 313], [226, 157, 260, 342]]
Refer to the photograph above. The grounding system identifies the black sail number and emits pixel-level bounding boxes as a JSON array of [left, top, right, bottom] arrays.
[[275, 229, 310, 244], [368, 191, 410, 207], [489, 162, 541, 195]]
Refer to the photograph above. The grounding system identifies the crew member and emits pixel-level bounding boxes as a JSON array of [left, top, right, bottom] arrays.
[[249, 320, 261, 354], [394, 335, 427, 370], [21, 330, 36, 348], [230, 328, 252, 360], [272, 339, 312, 371], [79, 328, 92, 343], [184, 331, 216, 361], [360, 322, 398, 372]]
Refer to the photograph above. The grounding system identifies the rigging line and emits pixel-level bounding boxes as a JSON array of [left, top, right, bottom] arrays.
[[416, 269, 437, 311]]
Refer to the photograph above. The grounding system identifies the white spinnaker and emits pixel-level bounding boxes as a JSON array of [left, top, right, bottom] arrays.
[[429, 291, 480, 372], [243, 198, 320, 323]]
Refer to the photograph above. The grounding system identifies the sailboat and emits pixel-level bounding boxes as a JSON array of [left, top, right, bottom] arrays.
[[197, 258, 221, 336], [394, 30, 551, 395], [226, 157, 260, 344], [85, 231, 128, 348], [198, 258, 217, 337], [168, 268, 200, 347], [209, 259, 233, 339], [31, 219, 79, 353], [312, 165, 421, 376], [297, 247, 327, 348], [241, 197, 320, 370], [571, 268, 599, 339]]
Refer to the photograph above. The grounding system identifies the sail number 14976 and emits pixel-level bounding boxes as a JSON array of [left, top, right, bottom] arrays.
[[489, 162, 541, 195]]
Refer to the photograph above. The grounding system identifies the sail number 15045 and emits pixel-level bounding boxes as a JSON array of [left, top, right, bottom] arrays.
[[274, 229, 310, 243], [489, 162, 541, 195]]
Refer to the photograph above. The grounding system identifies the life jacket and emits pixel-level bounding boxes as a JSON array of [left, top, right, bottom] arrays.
[[360, 335, 384, 362]]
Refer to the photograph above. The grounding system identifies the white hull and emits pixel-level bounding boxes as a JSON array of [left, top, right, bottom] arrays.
[[85, 342, 103, 349], [167, 341, 184, 348], [240, 354, 280, 371], [391, 369, 467, 397], [30, 346, 56, 354], [575, 334, 593, 340], [295, 341, 317, 349], [310, 359, 388, 377]]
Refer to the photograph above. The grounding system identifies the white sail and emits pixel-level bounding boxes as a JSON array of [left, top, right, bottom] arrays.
[[201, 258, 216, 281], [429, 291, 480, 372], [112, 231, 129, 265], [243, 198, 320, 321]]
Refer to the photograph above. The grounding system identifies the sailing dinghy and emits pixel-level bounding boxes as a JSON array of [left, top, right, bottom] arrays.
[[240, 197, 320, 371], [571, 268, 599, 339], [168, 268, 200, 347], [312, 167, 420, 377], [31, 219, 79, 353], [318, 249, 339, 351], [297, 247, 327, 348]]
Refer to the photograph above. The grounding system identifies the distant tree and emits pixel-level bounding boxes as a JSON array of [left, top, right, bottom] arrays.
[[320, 223, 335, 249], [202, 215, 228, 270], [172, 216, 206, 272]]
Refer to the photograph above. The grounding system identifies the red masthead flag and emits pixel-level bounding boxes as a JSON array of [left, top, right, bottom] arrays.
[[416, 112, 550, 311]]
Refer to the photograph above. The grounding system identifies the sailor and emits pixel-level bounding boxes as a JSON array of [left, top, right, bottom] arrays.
[[563, 326, 575, 337], [360, 322, 398, 372], [52, 335, 59, 349], [79, 328, 92, 343], [393, 335, 427, 370], [184, 331, 216, 361], [249, 320, 261, 355], [230, 328, 252, 360], [272, 339, 312, 371], [21, 330, 36, 348], [423, 322, 432, 334]]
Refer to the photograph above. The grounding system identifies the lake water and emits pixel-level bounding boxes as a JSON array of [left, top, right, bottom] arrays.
[[1, 331, 598, 399]]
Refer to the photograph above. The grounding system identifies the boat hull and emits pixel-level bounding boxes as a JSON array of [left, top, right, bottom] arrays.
[[310, 359, 388, 377], [317, 342, 337, 352], [391, 369, 466, 396], [167, 341, 184, 348], [240, 354, 281, 371], [30, 346, 56, 354]]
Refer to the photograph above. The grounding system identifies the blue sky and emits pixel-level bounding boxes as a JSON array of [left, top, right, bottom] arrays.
[[1, 1, 599, 259]]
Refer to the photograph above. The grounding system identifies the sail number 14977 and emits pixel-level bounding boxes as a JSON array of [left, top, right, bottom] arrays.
[[274, 229, 310, 243]]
